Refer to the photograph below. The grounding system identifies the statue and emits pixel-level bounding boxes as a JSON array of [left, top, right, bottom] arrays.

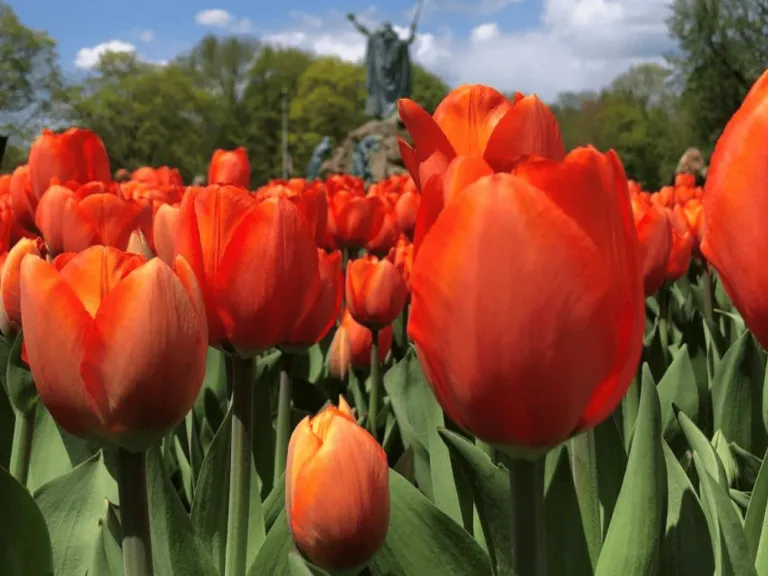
[[352, 135, 383, 184], [306, 136, 332, 180], [347, 1, 423, 119]]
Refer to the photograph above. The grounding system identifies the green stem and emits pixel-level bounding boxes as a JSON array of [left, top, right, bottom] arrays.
[[10, 406, 35, 487], [274, 355, 293, 487], [369, 329, 381, 440], [117, 449, 153, 576], [658, 286, 670, 360], [503, 455, 547, 576], [569, 429, 602, 570], [701, 262, 715, 322], [225, 356, 254, 576]]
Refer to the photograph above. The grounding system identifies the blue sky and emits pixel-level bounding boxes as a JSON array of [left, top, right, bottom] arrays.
[[12, 0, 675, 101]]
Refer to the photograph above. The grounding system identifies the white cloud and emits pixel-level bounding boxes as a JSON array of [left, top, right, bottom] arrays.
[[74, 40, 136, 69], [139, 30, 155, 43], [258, 0, 674, 101], [436, 0, 526, 14], [195, 9, 253, 33]]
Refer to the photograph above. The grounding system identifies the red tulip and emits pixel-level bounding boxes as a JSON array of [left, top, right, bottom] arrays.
[[328, 310, 393, 379], [346, 255, 408, 330], [631, 195, 672, 296], [19, 246, 207, 450], [208, 147, 250, 188], [0, 237, 45, 337]]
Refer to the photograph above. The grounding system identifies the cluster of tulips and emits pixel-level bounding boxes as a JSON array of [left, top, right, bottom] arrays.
[[4, 64, 768, 576]]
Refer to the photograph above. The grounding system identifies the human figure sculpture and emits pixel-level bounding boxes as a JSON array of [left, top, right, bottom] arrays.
[[347, 1, 423, 119], [352, 135, 383, 184], [306, 136, 331, 181]]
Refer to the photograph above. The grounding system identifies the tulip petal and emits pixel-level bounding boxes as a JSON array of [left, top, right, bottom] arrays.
[[431, 85, 513, 156], [412, 173, 444, 258], [397, 99, 456, 188], [153, 203, 181, 265], [78, 193, 142, 250], [288, 250, 343, 346], [442, 155, 495, 207], [19, 256, 101, 437], [79, 258, 207, 446]]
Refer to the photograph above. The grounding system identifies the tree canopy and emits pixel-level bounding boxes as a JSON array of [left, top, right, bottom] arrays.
[[1, 0, 761, 189]]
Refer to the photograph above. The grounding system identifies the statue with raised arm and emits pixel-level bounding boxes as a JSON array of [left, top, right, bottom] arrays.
[[306, 136, 331, 180], [347, 0, 423, 119]]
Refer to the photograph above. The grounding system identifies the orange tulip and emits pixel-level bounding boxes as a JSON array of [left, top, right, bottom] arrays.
[[35, 183, 143, 256], [346, 256, 408, 330], [255, 181, 328, 246], [153, 203, 181, 264], [175, 185, 319, 352], [10, 165, 37, 232], [328, 310, 393, 379], [329, 193, 387, 249], [675, 172, 696, 188], [398, 85, 565, 254], [285, 249, 343, 347], [407, 147, 644, 448], [631, 195, 672, 296], [27, 128, 111, 200], [701, 69, 768, 347], [286, 397, 389, 571], [364, 207, 400, 256], [682, 199, 704, 244], [0, 237, 45, 337], [394, 188, 419, 237], [19, 246, 207, 450], [666, 207, 694, 282], [208, 147, 250, 188], [131, 165, 184, 187], [389, 235, 414, 291]]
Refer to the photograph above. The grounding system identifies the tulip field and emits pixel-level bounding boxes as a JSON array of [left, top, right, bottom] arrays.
[[1, 69, 768, 576]]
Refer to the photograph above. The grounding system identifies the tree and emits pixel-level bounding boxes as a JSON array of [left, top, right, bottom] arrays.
[[411, 64, 450, 113]]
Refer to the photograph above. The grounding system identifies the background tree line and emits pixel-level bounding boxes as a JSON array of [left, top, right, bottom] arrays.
[[2, 0, 767, 190]]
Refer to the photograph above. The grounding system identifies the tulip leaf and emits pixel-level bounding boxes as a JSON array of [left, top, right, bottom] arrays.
[[34, 451, 118, 576], [745, 446, 768, 570], [0, 373, 12, 470], [693, 452, 757, 576], [438, 428, 514, 576], [661, 440, 714, 575], [595, 367, 666, 576], [5, 330, 38, 414], [246, 511, 292, 576], [657, 345, 700, 447], [593, 414, 627, 533], [191, 408, 266, 573], [711, 331, 767, 456], [263, 475, 286, 534], [288, 550, 315, 576], [677, 409, 730, 489], [86, 501, 123, 576], [145, 446, 218, 576], [369, 470, 492, 576], [0, 462, 54, 576], [543, 444, 592, 576]]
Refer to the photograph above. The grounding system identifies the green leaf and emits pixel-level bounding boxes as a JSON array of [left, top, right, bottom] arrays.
[[657, 344, 701, 448], [693, 452, 757, 576], [145, 446, 218, 576], [191, 408, 266, 573], [34, 451, 118, 576], [543, 444, 592, 576], [595, 367, 666, 575], [5, 331, 38, 413], [661, 440, 714, 575], [593, 414, 627, 534], [711, 331, 767, 456], [745, 446, 768, 570], [677, 409, 729, 489], [263, 476, 286, 534], [288, 550, 315, 576], [86, 501, 123, 576], [246, 511, 292, 576], [369, 470, 491, 576], [0, 463, 54, 576], [438, 428, 513, 576], [253, 350, 282, 498]]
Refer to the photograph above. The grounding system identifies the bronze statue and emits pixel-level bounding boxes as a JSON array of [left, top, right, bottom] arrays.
[[306, 136, 332, 181], [347, 1, 423, 119]]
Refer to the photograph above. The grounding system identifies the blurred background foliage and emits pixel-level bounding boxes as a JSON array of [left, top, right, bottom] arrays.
[[2, 0, 767, 190]]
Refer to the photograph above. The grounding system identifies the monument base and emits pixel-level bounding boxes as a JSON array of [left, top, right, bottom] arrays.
[[319, 114, 410, 182]]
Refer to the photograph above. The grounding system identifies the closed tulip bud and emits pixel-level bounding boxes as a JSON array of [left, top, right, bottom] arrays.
[[666, 207, 694, 282], [331, 194, 387, 249], [365, 207, 400, 256], [208, 147, 250, 188], [286, 397, 390, 571], [175, 185, 320, 352], [35, 184, 143, 256], [28, 128, 112, 200], [19, 246, 207, 451], [328, 310, 393, 379], [631, 194, 672, 296], [346, 255, 408, 330], [10, 165, 37, 233], [0, 237, 45, 338]]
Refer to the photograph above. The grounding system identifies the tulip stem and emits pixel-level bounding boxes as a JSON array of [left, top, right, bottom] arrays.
[[569, 429, 602, 570], [117, 449, 153, 576], [503, 454, 547, 576], [274, 354, 293, 487], [701, 262, 715, 322], [10, 406, 35, 488], [369, 329, 381, 440], [225, 356, 254, 576]]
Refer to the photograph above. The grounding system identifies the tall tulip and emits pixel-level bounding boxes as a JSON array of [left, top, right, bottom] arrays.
[[286, 397, 389, 571], [631, 195, 672, 296], [702, 69, 768, 347], [208, 147, 250, 188]]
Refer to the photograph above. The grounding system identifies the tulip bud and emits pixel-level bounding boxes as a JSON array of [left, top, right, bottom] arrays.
[[208, 147, 250, 188], [286, 397, 390, 571], [346, 256, 408, 330], [0, 237, 45, 338]]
